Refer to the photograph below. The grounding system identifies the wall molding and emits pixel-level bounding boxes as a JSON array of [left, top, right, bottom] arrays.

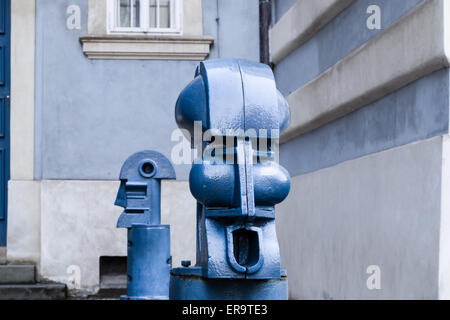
[[270, 0, 354, 65], [281, 0, 450, 143], [80, 34, 214, 60]]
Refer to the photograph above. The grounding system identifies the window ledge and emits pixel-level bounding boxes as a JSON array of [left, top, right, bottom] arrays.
[[79, 34, 214, 60]]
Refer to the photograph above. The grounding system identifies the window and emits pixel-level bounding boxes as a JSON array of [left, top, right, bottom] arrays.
[[82, 0, 213, 60], [108, 0, 182, 34]]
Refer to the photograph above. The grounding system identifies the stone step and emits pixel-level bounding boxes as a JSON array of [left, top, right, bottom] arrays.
[[0, 265, 35, 284], [0, 283, 67, 300], [0, 247, 6, 265], [95, 286, 126, 299], [95, 281, 126, 299]]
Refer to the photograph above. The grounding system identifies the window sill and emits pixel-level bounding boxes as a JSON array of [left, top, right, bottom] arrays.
[[79, 34, 214, 60]]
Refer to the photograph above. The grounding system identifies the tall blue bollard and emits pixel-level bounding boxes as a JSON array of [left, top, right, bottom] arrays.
[[114, 151, 175, 300], [171, 59, 291, 300]]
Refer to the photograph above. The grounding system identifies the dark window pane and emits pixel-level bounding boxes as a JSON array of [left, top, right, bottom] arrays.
[[160, 0, 170, 28], [149, 0, 157, 28], [119, 0, 131, 27], [119, 0, 140, 28]]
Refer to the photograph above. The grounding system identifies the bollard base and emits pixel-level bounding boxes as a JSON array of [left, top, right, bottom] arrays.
[[126, 225, 171, 300], [170, 267, 288, 300]]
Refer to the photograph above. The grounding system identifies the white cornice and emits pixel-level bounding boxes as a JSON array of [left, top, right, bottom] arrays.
[[79, 34, 214, 60]]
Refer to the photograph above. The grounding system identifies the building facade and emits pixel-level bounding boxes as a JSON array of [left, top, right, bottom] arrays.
[[2, 0, 260, 295], [2, 0, 450, 299], [273, 0, 450, 299]]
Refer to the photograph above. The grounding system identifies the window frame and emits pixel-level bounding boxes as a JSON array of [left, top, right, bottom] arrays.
[[107, 0, 183, 35]]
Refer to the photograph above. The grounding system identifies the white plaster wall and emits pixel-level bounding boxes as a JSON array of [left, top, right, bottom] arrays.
[[10, 0, 35, 179], [37, 180, 194, 294], [40, 180, 125, 294], [439, 135, 450, 299], [277, 137, 443, 299], [6, 0, 37, 268], [7, 181, 41, 266]]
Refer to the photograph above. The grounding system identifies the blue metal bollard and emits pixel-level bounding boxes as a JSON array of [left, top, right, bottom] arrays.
[[114, 151, 175, 300], [126, 225, 170, 300], [171, 59, 291, 300]]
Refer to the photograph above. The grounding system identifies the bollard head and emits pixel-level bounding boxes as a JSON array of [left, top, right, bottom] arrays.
[[175, 58, 290, 139], [173, 59, 291, 280], [115, 151, 175, 228], [118, 150, 176, 182], [175, 59, 291, 212]]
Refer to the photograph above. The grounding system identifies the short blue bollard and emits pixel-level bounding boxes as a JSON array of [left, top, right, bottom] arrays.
[[114, 151, 175, 300], [171, 59, 291, 300], [126, 225, 170, 300]]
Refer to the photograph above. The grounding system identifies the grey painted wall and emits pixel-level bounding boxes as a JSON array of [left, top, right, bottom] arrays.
[[35, 0, 260, 181], [272, 0, 448, 299], [274, 0, 424, 96], [278, 136, 443, 299], [273, 0, 297, 23], [203, 0, 259, 61], [280, 69, 450, 177]]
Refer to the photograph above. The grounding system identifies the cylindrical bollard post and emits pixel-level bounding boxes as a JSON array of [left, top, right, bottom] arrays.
[[125, 225, 171, 300]]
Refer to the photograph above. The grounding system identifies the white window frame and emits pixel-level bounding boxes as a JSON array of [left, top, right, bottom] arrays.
[[107, 0, 183, 35]]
